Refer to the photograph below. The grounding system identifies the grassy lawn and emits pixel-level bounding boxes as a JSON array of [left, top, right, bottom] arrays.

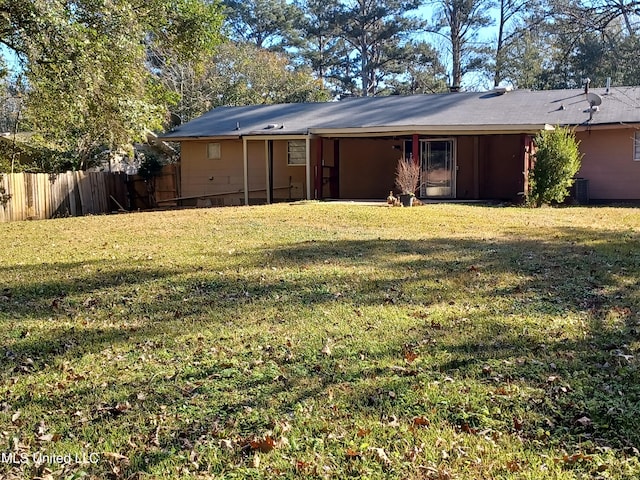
[[0, 203, 639, 479]]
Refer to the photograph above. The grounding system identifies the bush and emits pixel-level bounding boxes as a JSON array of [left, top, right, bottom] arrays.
[[528, 127, 582, 207], [395, 157, 420, 195]]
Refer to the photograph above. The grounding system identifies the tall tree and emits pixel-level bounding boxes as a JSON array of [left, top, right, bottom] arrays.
[[533, 0, 640, 88], [339, 0, 422, 96], [492, 0, 547, 86], [222, 0, 303, 49], [430, 0, 494, 88], [387, 41, 449, 94], [292, 0, 346, 90], [0, 0, 223, 170]]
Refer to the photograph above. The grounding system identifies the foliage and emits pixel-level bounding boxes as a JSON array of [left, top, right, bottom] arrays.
[[0, 204, 639, 478], [528, 127, 583, 207], [395, 157, 420, 194], [154, 42, 330, 121], [430, 0, 495, 88], [291, 0, 346, 90], [222, 0, 303, 49], [338, 0, 422, 96], [136, 151, 165, 180], [386, 41, 449, 94], [491, 0, 545, 87], [0, 0, 224, 171], [0, 134, 75, 173], [0, 173, 10, 205]]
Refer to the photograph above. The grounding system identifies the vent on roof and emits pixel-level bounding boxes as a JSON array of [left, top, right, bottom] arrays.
[[493, 86, 513, 95]]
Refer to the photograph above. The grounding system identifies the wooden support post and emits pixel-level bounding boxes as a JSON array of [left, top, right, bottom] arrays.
[[265, 140, 271, 204], [473, 136, 480, 199], [243, 137, 249, 206], [315, 138, 323, 200], [305, 136, 311, 200]]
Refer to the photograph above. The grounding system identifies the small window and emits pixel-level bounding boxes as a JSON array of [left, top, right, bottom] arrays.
[[635, 131, 640, 161], [288, 140, 306, 166], [207, 142, 221, 160]]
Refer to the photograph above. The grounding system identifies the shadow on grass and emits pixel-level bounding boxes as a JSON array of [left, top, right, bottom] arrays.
[[1, 226, 638, 476]]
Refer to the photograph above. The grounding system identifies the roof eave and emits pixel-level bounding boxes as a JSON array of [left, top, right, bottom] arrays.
[[155, 134, 241, 142], [310, 124, 554, 137]]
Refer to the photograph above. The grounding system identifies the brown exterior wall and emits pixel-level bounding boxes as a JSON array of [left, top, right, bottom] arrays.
[[180, 140, 245, 205], [336, 135, 525, 201], [180, 139, 310, 206], [179, 133, 540, 205], [576, 128, 640, 200], [455, 136, 475, 199], [478, 134, 525, 200], [338, 138, 402, 198]]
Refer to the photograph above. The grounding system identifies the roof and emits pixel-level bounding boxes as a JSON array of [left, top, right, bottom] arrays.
[[159, 86, 640, 140]]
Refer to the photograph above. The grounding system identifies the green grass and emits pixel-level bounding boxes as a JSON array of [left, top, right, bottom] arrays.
[[0, 203, 639, 479]]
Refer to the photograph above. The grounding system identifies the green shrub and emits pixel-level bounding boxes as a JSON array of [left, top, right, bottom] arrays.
[[528, 127, 582, 207]]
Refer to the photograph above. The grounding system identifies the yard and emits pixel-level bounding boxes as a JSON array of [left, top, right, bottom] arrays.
[[0, 203, 638, 479]]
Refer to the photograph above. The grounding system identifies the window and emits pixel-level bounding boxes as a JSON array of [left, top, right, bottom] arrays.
[[288, 140, 306, 166], [635, 131, 640, 161], [207, 142, 221, 160]]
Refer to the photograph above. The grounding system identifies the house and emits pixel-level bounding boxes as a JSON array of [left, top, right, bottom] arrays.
[[158, 86, 640, 206]]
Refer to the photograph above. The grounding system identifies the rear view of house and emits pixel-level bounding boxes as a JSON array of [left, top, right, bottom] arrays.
[[159, 87, 640, 205]]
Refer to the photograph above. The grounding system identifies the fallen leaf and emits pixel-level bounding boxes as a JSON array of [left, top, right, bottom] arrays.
[[219, 439, 234, 452], [103, 452, 129, 462], [11, 411, 21, 423], [460, 423, 477, 435], [409, 417, 428, 429], [557, 452, 593, 464], [357, 428, 371, 437], [250, 435, 276, 453], [386, 415, 400, 427], [345, 448, 361, 459], [369, 447, 391, 466], [321, 341, 332, 356], [404, 350, 418, 363], [513, 417, 524, 431], [252, 453, 260, 468], [506, 459, 521, 472]]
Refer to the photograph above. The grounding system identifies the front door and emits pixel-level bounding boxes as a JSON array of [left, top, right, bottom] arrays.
[[420, 139, 455, 198]]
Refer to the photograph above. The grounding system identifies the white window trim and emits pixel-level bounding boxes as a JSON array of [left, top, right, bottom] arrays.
[[634, 131, 640, 161]]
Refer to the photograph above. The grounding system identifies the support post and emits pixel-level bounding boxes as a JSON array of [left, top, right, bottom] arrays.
[[265, 140, 272, 204], [305, 136, 311, 200], [412, 134, 419, 164], [315, 138, 323, 200], [243, 137, 249, 206], [473, 136, 479, 199]]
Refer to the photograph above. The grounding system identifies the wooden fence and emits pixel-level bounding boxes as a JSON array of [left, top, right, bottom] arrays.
[[128, 163, 180, 209], [0, 171, 129, 222]]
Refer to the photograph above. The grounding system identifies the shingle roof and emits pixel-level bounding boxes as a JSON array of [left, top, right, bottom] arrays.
[[159, 86, 640, 140]]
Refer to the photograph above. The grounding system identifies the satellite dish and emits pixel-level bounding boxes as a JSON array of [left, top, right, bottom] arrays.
[[169, 113, 182, 128], [587, 92, 602, 107]]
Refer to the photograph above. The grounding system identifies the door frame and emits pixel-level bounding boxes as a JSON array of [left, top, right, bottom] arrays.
[[403, 137, 458, 199]]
